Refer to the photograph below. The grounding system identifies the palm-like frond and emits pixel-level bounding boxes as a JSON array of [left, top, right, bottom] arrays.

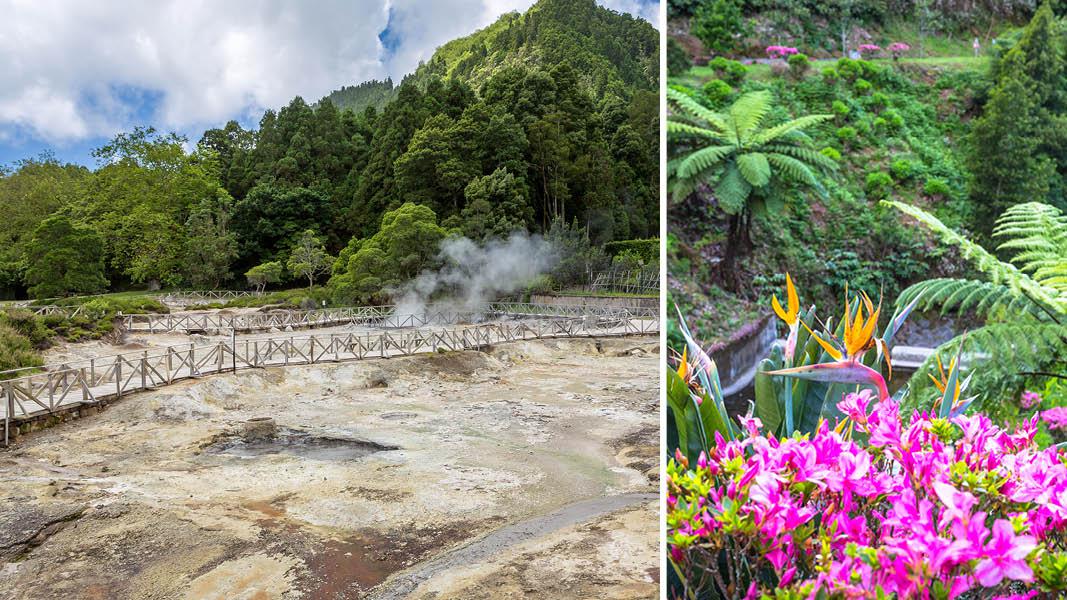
[[714, 164, 750, 215], [766, 153, 819, 188], [908, 323, 1067, 407], [736, 152, 771, 187], [677, 145, 734, 179], [666, 121, 725, 140]]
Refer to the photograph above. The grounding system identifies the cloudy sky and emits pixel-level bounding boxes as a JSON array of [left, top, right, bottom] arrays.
[[0, 0, 659, 167]]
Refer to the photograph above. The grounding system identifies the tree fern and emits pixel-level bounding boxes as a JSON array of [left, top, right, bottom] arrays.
[[885, 201, 1067, 414], [669, 87, 836, 289]]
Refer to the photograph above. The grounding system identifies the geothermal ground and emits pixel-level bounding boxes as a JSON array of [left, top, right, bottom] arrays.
[[0, 333, 659, 599]]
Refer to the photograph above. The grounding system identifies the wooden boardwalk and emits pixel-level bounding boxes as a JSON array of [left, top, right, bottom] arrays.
[[1, 314, 658, 445]]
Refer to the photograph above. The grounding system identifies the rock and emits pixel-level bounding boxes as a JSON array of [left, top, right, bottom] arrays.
[[240, 417, 277, 443]]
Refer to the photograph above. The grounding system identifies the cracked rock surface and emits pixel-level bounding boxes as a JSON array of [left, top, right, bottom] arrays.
[[0, 336, 659, 599]]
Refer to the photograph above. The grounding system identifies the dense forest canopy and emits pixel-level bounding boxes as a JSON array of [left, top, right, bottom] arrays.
[[0, 0, 658, 300]]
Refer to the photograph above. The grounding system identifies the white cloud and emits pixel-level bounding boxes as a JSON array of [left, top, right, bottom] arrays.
[[0, 0, 657, 144]]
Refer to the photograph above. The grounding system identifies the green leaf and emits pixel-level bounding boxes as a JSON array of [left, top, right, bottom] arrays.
[[755, 358, 783, 437], [737, 152, 771, 187]]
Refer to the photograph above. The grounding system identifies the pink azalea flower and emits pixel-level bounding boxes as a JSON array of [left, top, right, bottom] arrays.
[[836, 389, 873, 424], [974, 520, 1037, 587]]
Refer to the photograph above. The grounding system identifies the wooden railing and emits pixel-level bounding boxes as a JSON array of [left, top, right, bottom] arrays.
[[1, 314, 658, 445], [120, 303, 656, 333]]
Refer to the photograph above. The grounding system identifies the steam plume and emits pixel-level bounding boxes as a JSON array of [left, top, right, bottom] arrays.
[[394, 232, 558, 316]]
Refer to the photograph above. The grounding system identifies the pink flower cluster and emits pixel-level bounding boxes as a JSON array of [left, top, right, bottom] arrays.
[[1021, 390, 1042, 409], [858, 44, 882, 55], [1043, 406, 1067, 431], [667, 390, 1067, 598], [888, 42, 911, 58], [766, 45, 799, 59]]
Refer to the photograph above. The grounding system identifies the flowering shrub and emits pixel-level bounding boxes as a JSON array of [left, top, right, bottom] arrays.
[[888, 42, 911, 60], [667, 390, 1067, 598], [1043, 406, 1067, 431], [766, 45, 799, 60], [1022, 390, 1043, 410], [859, 44, 882, 57]]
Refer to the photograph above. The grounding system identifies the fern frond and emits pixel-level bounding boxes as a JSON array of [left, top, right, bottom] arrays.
[[714, 164, 751, 214], [905, 323, 1067, 411], [765, 153, 818, 187], [667, 88, 728, 132], [736, 152, 771, 187], [763, 144, 838, 172], [749, 114, 833, 146], [884, 200, 1064, 315], [897, 278, 1048, 321], [667, 121, 726, 140], [729, 90, 772, 142], [994, 202, 1067, 297], [677, 145, 735, 179]]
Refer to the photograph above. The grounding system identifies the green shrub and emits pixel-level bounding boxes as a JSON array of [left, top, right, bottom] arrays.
[[0, 323, 41, 375], [924, 177, 952, 197], [836, 58, 862, 81], [604, 238, 659, 264], [836, 126, 858, 144], [708, 56, 747, 85], [891, 159, 916, 180], [821, 67, 840, 83], [865, 171, 894, 199], [787, 53, 810, 80], [869, 92, 889, 111], [667, 38, 692, 76], [872, 117, 888, 132], [702, 79, 734, 105], [831, 100, 850, 119], [883, 109, 905, 131], [0, 309, 50, 349], [854, 78, 872, 95], [820, 147, 842, 161]]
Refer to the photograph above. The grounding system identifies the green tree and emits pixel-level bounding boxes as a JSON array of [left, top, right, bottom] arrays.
[[0, 156, 90, 292], [245, 261, 283, 292], [667, 88, 836, 288], [183, 201, 239, 289], [968, 1, 1067, 234], [77, 127, 227, 288], [330, 203, 447, 304], [286, 230, 332, 288], [458, 168, 533, 240], [667, 38, 692, 76], [23, 215, 109, 298], [690, 0, 749, 56]]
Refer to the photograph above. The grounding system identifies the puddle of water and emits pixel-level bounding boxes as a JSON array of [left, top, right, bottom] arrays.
[[203, 428, 397, 461]]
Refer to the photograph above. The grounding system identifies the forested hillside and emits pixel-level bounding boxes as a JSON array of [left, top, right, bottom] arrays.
[[668, 0, 1067, 346], [0, 0, 658, 301], [320, 79, 396, 113]]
